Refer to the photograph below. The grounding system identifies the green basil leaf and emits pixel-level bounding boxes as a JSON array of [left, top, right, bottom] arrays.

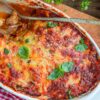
[[81, 0, 91, 10], [54, 0, 63, 4], [61, 62, 74, 72], [75, 44, 88, 52], [44, 0, 63, 4], [18, 46, 29, 59], [80, 38, 84, 44], [48, 61, 74, 80], [48, 68, 64, 80], [7, 63, 12, 68], [67, 90, 74, 99], [44, 0, 52, 3], [25, 39, 30, 43], [4, 48, 10, 55], [47, 22, 58, 28]]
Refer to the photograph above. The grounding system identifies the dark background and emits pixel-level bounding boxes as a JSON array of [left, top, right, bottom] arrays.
[[63, 0, 100, 18]]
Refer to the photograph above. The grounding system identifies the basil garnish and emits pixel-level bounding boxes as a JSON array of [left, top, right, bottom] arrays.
[[48, 68, 64, 80], [75, 38, 88, 52], [61, 62, 74, 72], [7, 63, 12, 68], [18, 46, 29, 59], [44, 0, 63, 4], [48, 61, 74, 80], [25, 39, 30, 43], [80, 38, 84, 44], [75, 44, 88, 52], [4, 48, 10, 55], [67, 90, 74, 99], [47, 22, 58, 28]]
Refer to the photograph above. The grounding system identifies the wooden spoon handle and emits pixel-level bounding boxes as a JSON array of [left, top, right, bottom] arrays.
[[20, 15, 100, 25]]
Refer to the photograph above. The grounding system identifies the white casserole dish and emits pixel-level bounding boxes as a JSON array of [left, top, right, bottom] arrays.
[[0, 0, 100, 100]]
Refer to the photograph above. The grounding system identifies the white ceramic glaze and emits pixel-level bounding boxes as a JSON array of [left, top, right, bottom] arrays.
[[0, 0, 100, 100]]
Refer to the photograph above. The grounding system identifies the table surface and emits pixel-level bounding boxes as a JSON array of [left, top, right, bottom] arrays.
[[63, 0, 100, 18]]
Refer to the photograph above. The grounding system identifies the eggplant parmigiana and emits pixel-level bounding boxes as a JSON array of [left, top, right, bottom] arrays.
[[0, 2, 100, 100]]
